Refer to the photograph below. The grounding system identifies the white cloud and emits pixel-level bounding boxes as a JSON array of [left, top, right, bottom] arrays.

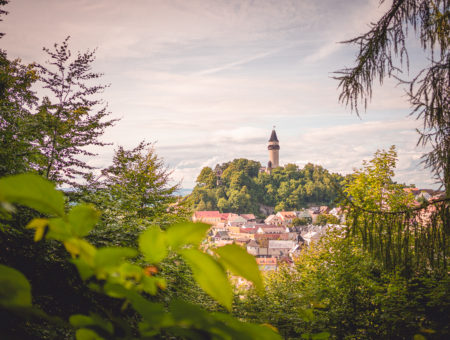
[[2, 0, 436, 190]]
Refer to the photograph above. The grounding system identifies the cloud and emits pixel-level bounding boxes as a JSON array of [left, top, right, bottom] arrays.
[[2, 0, 436, 190]]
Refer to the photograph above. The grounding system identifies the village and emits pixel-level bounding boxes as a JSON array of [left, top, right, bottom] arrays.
[[193, 207, 344, 271], [192, 183, 444, 272]]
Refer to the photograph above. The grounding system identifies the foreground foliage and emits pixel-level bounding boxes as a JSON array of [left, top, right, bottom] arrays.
[[0, 174, 280, 339], [237, 231, 449, 339]]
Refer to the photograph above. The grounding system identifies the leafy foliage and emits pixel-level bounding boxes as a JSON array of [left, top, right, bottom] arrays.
[[335, 0, 450, 193], [79, 142, 190, 248], [0, 174, 281, 339], [0, 49, 39, 177], [34, 37, 117, 186], [237, 230, 449, 339], [343, 146, 448, 274]]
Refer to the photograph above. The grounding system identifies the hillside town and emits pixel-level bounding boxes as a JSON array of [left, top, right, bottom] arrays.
[[192, 182, 444, 272], [193, 207, 343, 271]]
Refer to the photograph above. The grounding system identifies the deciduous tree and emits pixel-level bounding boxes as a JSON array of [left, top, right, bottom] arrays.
[[35, 37, 116, 186]]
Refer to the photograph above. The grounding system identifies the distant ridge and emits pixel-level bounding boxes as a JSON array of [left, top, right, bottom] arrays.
[[176, 188, 193, 196]]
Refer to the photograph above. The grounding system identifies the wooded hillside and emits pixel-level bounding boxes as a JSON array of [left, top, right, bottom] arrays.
[[190, 159, 344, 214]]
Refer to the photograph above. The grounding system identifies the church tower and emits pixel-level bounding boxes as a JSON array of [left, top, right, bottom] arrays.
[[267, 128, 280, 169]]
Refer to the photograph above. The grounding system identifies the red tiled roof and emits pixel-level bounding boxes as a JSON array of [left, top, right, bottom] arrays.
[[241, 214, 256, 220], [194, 211, 221, 218], [277, 211, 296, 218], [240, 227, 257, 234]]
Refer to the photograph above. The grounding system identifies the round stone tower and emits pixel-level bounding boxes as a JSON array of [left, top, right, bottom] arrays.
[[268, 128, 280, 168]]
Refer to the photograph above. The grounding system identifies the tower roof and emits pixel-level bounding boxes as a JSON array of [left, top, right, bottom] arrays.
[[269, 129, 279, 142]]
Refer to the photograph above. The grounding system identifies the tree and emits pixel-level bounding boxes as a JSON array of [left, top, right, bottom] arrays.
[[82, 141, 185, 246], [292, 217, 309, 226], [0, 0, 39, 177], [196, 166, 216, 188], [0, 53, 39, 177], [335, 0, 449, 194], [343, 146, 447, 273], [344, 146, 413, 212], [35, 37, 116, 186]]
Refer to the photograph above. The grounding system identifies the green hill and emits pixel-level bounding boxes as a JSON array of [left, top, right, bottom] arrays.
[[190, 158, 344, 215]]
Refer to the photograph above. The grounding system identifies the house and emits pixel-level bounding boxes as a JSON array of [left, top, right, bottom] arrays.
[[220, 213, 233, 221], [416, 191, 432, 201], [296, 210, 313, 223], [256, 226, 289, 234], [403, 187, 421, 196], [276, 211, 297, 225], [213, 230, 230, 242], [268, 240, 296, 257], [319, 206, 330, 214], [264, 214, 284, 226], [256, 257, 277, 271], [227, 214, 247, 227], [329, 207, 345, 223], [239, 227, 257, 240], [308, 207, 320, 223], [192, 211, 221, 224], [241, 214, 256, 223], [227, 225, 242, 235], [246, 239, 259, 256], [255, 233, 283, 241]]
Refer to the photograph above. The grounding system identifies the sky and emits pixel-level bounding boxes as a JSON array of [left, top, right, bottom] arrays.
[[1, 0, 438, 189]]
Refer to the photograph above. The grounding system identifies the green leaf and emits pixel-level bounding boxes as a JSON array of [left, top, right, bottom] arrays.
[[64, 238, 97, 266], [214, 244, 263, 290], [0, 174, 65, 216], [212, 312, 282, 340], [139, 226, 167, 264], [26, 218, 49, 241], [169, 299, 211, 326], [413, 335, 427, 340], [166, 222, 210, 249], [311, 332, 330, 340], [104, 283, 170, 327], [47, 217, 72, 241], [0, 264, 32, 307], [75, 328, 104, 340], [298, 308, 315, 322], [68, 204, 100, 237], [180, 249, 232, 310], [72, 259, 95, 280], [70, 314, 113, 334], [94, 247, 137, 269]]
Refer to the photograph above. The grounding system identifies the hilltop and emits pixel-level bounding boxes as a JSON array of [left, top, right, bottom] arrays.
[[189, 158, 344, 216]]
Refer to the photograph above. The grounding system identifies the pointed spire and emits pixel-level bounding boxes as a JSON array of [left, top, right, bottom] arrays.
[[269, 128, 279, 142]]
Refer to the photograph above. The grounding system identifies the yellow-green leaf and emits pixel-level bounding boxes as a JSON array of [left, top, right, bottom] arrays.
[[64, 238, 96, 266], [0, 174, 64, 217], [94, 247, 137, 269], [139, 226, 167, 264], [180, 248, 232, 310], [214, 244, 263, 291], [75, 328, 104, 340], [47, 217, 72, 241], [0, 264, 32, 307], [26, 218, 49, 241], [166, 222, 210, 249], [68, 204, 100, 237]]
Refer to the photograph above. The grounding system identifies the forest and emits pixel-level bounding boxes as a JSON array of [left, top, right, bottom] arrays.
[[1, 0, 449, 339], [191, 160, 344, 215]]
